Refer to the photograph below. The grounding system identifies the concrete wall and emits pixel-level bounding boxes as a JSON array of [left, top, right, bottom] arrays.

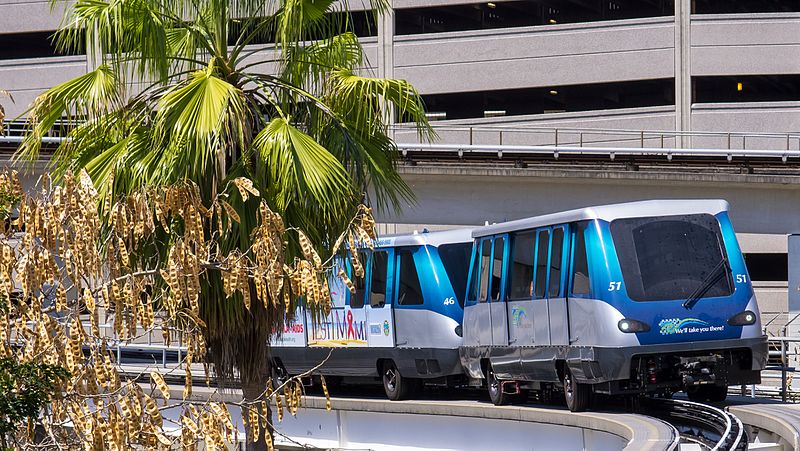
[[394, 18, 675, 94], [691, 13, 800, 77]]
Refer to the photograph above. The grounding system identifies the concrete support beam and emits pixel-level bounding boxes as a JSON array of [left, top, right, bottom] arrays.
[[674, 0, 692, 147]]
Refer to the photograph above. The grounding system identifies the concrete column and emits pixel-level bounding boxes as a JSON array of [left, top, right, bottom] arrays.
[[788, 235, 800, 339], [377, 3, 396, 130], [674, 0, 691, 148]]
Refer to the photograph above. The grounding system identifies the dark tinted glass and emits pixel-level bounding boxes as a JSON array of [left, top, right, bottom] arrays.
[[694, 0, 800, 13], [439, 243, 472, 307], [351, 252, 366, 309], [611, 214, 733, 302], [549, 228, 564, 297], [416, 78, 674, 121], [396, 0, 674, 35], [479, 240, 492, 302], [398, 249, 424, 306], [534, 230, 550, 299], [468, 244, 480, 302], [571, 222, 591, 295], [370, 251, 388, 308], [491, 237, 505, 301], [509, 232, 536, 300]]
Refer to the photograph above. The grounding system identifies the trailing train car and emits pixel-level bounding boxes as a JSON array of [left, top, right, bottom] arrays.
[[459, 200, 768, 411], [271, 229, 473, 400]]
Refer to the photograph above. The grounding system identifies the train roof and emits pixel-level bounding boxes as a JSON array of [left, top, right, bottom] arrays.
[[375, 227, 474, 248], [473, 199, 729, 238]]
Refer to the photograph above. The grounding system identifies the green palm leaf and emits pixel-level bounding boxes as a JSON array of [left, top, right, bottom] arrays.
[[153, 67, 247, 182], [16, 64, 120, 163], [252, 116, 352, 211]]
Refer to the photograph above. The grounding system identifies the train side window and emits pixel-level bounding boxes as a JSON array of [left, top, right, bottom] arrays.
[[491, 237, 505, 301], [351, 252, 367, 309], [509, 231, 536, 300], [397, 249, 424, 306], [370, 251, 388, 308], [467, 244, 480, 303], [479, 239, 492, 303], [549, 228, 565, 298], [534, 230, 550, 299], [571, 223, 591, 295]]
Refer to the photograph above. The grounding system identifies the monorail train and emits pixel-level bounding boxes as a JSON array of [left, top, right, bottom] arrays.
[[460, 199, 769, 411], [270, 228, 473, 400]]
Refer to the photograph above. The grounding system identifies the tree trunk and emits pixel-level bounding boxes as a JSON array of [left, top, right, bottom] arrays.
[[241, 374, 272, 451]]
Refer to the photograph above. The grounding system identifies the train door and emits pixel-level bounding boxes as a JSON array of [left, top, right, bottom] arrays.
[[507, 230, 537, 348], [547, 226, 570, 346], [393, 247, 427, 347], [476, 238, 494, 346], [532, 229, 552, 346], [566, 222, 592, 345], [366, 249, 395, 347], [489, 235, 509, 346]]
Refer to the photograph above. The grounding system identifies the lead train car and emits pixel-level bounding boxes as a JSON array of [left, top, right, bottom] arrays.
[[271, 229, 473, 400], [459, 200, 768, 411]]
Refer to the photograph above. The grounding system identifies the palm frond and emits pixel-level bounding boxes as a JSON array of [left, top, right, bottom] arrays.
[[326, 68, 433, 140], [281, 32, 363, 88], [252, 116, 352, 212], [274, 0, 337, 48], [16, 64, 120, 163], [153, 67, 248, 183]]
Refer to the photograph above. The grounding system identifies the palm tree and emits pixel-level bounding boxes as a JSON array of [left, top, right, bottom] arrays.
[[16, 0, 431, 448]]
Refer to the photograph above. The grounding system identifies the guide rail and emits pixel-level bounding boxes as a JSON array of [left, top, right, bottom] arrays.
[[647, 399, 746, 450]]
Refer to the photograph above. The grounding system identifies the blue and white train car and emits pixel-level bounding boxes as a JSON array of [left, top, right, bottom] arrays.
[[271, 229, 473, 400], [459, 200, 768, 411]]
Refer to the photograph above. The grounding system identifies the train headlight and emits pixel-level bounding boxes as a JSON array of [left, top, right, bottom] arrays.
[[618, 318, 651, 333], [727, 310, 757, 326], [454, 325, 463, 337]]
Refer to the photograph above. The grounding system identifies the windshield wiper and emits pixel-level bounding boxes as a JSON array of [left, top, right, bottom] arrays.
[[682, 256, 730, 310]]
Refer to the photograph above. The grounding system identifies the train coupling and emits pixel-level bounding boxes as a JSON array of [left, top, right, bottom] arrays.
[[678, 355, 721, 386], [500, 380, 521, 395]]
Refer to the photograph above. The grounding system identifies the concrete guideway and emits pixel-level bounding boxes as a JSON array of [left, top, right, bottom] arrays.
[[170, 384, 679, 451], [728, 403, 800, 450]]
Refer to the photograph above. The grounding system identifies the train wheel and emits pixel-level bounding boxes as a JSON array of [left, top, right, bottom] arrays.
[[708, 384, 728, 402], [486, 364, 511, 406], [563, 367, 590, 412], [382, 361, 413, 401], [686, 385, 706, 402], [688, 384, 728, 403]]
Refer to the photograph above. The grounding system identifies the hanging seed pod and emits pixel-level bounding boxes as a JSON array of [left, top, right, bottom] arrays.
[[143, 394, 162, 426], [260, 400, 269, 431], [348, 235, 364, 278], [220, 200, 240, 224], [275, 393, 283, 423], [248, 405, 259, 439], [117, 237, 129, 267], [181, 413, 199, 435], [297, 230, 322, 269], [233, 177, 260, 201], [320, 375, 332, 411], [150, 371, 170, 401]]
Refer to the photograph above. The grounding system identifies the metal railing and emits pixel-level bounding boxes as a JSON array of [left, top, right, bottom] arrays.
[[391, 124, 800, 161]]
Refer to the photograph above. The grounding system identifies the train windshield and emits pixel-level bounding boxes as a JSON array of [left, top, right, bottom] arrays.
[[439, 243, 472, 307], [610, 214, 733, 302]]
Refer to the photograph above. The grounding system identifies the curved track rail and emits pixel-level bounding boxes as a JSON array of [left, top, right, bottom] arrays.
[[647, 399, 746, 450]]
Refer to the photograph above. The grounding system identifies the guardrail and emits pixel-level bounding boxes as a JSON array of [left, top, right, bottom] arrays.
[[394, 142, 800, 162], [391, 124, 800, 152]]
